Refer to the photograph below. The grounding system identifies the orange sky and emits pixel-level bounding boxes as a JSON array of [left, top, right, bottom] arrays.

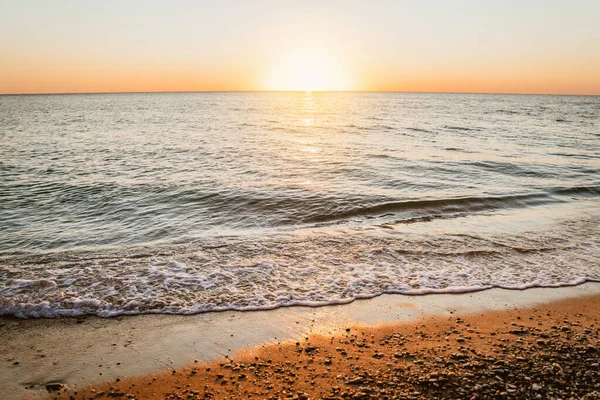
[[1, 1, 599, 95]]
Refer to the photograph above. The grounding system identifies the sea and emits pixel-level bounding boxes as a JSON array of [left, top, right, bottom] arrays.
[[1, 92, 599, 318]]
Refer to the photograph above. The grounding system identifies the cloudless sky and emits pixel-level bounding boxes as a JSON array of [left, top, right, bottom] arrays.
[[1, 0, 599, 94]]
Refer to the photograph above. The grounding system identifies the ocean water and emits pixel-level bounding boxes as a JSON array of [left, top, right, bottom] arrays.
[[1, 92, 599, 318]]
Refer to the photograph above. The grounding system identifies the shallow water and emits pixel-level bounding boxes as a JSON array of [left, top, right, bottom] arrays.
[[1, 92, 599, 317]]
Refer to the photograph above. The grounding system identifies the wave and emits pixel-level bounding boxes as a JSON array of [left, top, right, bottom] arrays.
[[443, 147, 476, 153], [550, 185, 600, 197], [464, 160, 554, 178], [548, 152, 599, 160], [303, 183, 600, 225], [374, 124, 394, 131], [1, 214, 598, 318], [405, 127, 431, 133], [443, 125, 482, 132], [3, 177, 599, 254], [302, 193, 556, 224], [496, 109, 520, 115], [2, 280, 599, 319]]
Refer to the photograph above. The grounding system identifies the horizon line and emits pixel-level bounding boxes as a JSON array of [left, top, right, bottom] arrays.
[[1, 89, 599, 97]]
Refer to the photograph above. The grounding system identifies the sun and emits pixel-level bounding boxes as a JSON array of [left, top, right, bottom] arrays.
[[263, 49, 355, 91]]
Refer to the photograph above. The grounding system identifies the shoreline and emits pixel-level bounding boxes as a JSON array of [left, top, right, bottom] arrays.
[[4, 198, 599, 320], [1, 283, 599, 399]]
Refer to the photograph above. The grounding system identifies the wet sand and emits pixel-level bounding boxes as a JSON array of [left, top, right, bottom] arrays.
[[2, 283, 599, 399]]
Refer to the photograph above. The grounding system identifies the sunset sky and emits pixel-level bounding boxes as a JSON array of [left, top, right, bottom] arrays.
[[1, 0, 599, 95]]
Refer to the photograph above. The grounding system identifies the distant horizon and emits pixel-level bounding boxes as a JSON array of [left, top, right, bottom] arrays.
[[2, 89, 599, 97]]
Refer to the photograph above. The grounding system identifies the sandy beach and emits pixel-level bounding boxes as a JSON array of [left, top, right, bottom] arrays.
[[3, 2, 600, 399], [2, 283, 598, 400]]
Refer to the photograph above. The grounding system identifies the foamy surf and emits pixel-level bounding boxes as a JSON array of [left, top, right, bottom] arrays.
[[2, 210, 599, 318]]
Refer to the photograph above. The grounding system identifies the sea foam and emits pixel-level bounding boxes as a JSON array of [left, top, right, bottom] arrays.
[[1, 213, 599, 318]]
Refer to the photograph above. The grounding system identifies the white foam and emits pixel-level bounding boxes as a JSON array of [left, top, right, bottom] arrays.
[[1, 215, 599, 319]]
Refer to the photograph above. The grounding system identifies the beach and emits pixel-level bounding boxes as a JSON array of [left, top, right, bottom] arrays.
[[2, 283, 598, 399], [2, 0, 600, 398], [1, 92, 599, 399]]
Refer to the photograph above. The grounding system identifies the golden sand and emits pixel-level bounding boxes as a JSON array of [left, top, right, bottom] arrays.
[[52, 295, 600, 400]]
